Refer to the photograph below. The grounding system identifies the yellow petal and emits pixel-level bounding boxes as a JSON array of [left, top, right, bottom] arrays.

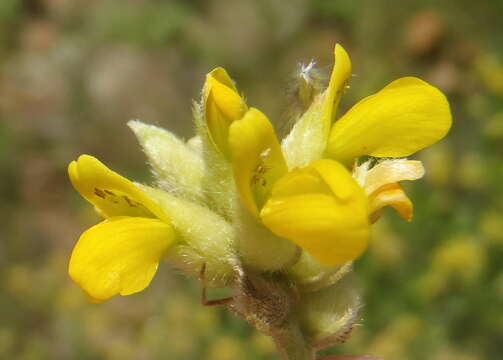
[[282, 44, 352, 168], [203, 67, 247, 156], [322, 44, 352, 133], [268, 169, 330, 198], [69, 217, 175, 302], [229, 108, 288, 216], [68, 155, 169, 222], [327, 77, 452, 164], [369, 183, 413, 223], [309, 159, 360, 200], [353, 160, 421, 222], [354, 159, 425, 195], [260, 159, 369, 266]]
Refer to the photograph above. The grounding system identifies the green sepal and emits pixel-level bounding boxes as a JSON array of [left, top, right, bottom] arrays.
[[235, 206, 300, 272], [282, 92, 329, 169], [128, 120, 205, 202], [193, 101, 238, 219], [298, 273, 361, 350], [288, 251, 353, 292], [139, 184, 236, 287]]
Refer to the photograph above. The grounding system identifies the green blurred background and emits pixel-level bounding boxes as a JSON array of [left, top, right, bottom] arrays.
[[1, 0, 503, 359]]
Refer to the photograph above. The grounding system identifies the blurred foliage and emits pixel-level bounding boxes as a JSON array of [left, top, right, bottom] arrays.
[[1, 0, 502, 359]]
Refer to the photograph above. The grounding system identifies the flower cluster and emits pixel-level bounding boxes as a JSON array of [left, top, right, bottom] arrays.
[[68, 44, 451, 358]]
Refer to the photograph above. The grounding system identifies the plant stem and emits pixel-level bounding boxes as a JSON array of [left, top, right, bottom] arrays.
[[271, 319, 314, 360]]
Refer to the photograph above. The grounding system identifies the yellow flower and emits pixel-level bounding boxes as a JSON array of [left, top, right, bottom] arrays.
[[260, 159, 369, 265], [66, 44, 453, 360], [68, 155, 176, 302], [68, 43, 452, 303], [215, 44, 451, 267], [225, 107, 368, 266]]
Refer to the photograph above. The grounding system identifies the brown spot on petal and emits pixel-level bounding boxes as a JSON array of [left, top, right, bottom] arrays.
[[123, 195, 138, 207], [94, 188, 106, 199]]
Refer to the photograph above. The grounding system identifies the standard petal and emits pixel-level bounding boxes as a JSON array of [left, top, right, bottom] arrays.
[[327, 77, 452, 164], [368, 183, 413, 222], [68, 155, 169, 222], [68, 217, 175, 302], [229, 108, 288, 216], [260, 160, 369, 266], [203, 67, 247, 156], [282, 44, 352, 168]]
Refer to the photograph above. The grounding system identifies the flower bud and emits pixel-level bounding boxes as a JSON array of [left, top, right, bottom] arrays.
[[203, 67, 247, 157]]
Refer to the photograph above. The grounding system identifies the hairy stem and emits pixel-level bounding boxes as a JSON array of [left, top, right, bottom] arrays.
[[229, 266, 315, 360], [271, 318, 314, 360]]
